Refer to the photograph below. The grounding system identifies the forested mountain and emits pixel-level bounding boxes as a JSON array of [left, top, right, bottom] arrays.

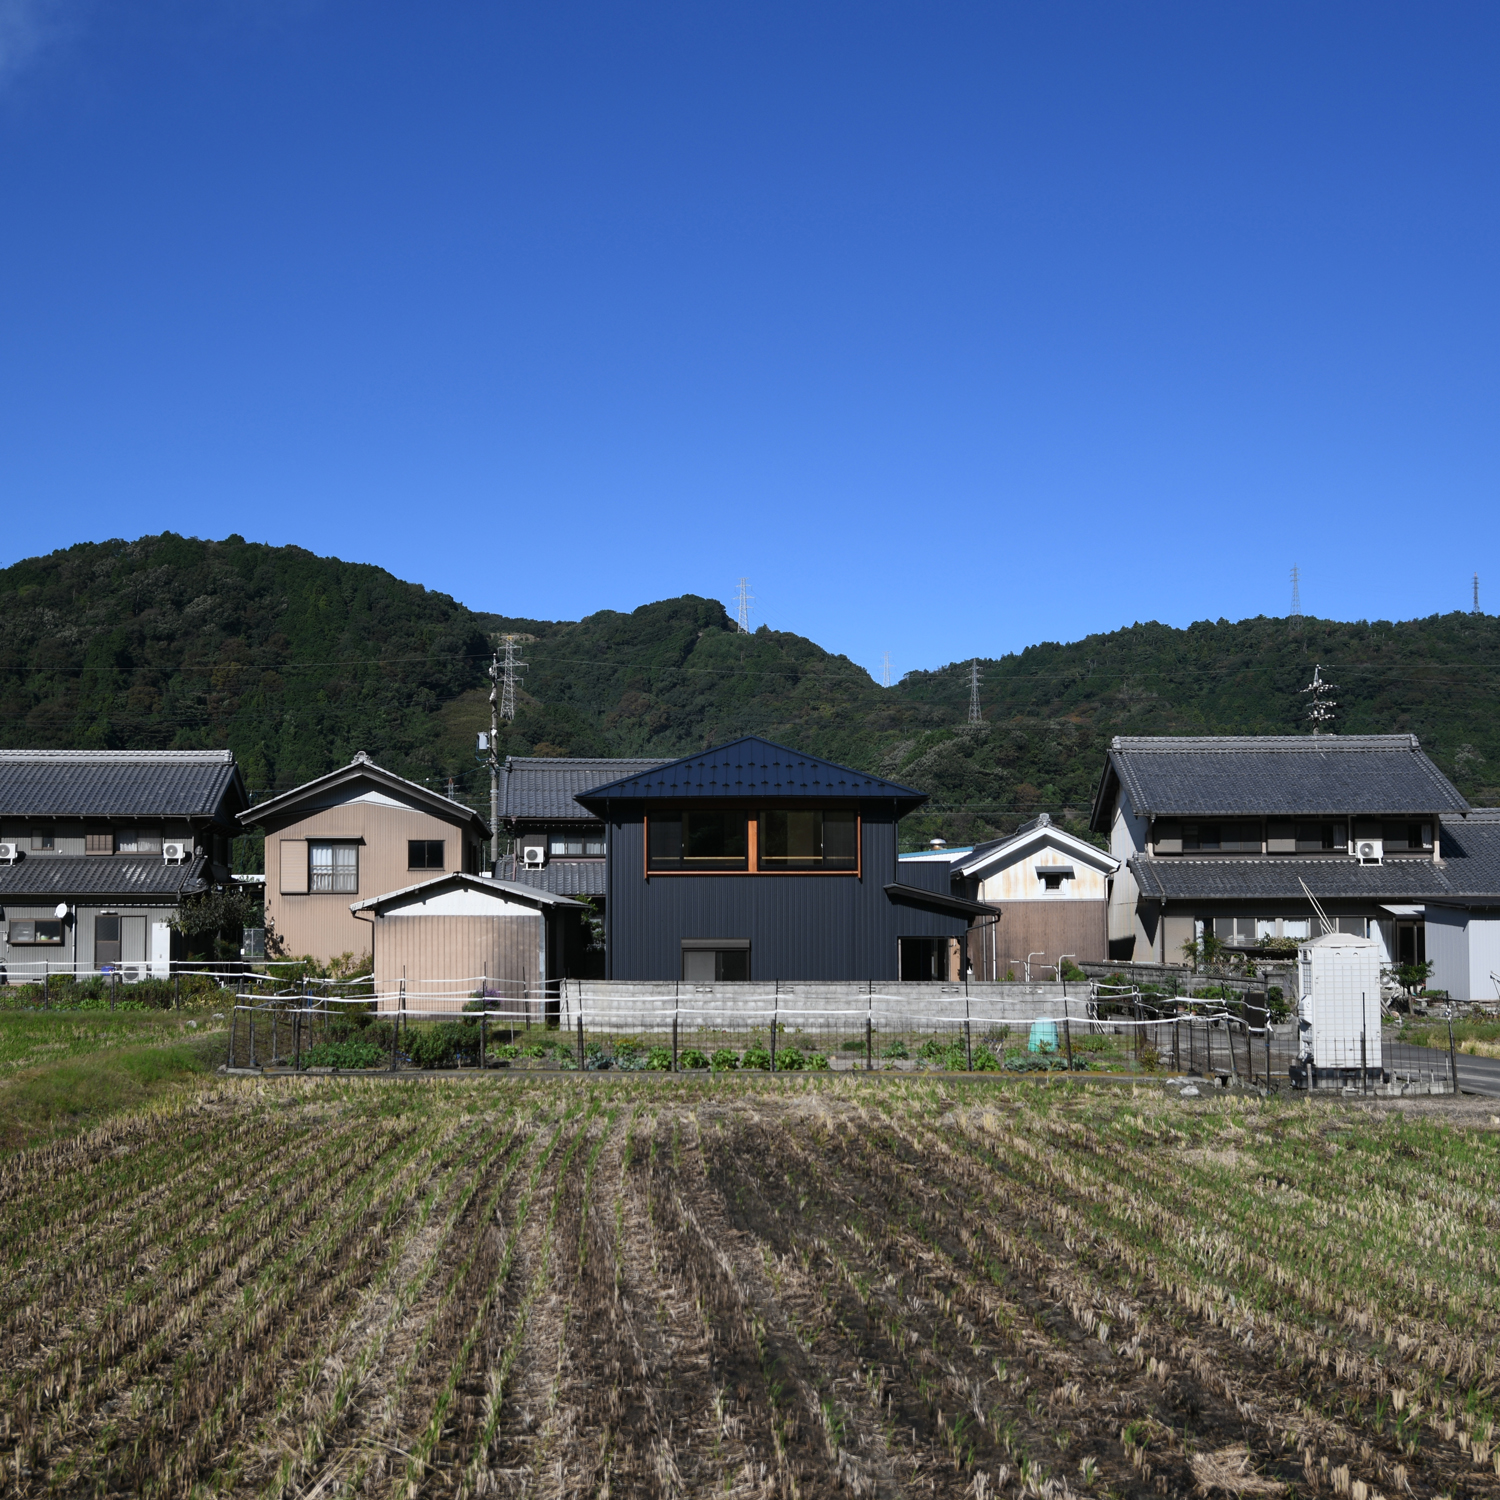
[[2, 534, 1498, 855]]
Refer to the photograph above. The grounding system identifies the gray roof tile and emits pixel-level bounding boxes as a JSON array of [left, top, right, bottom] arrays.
[[0, 854, 212, 901], [1096, 735, 1466, 826], [501, 758, 672, 823], [576, 737, 927, 812], [506, 861, 606, 897], [0, 750, 244, 820]]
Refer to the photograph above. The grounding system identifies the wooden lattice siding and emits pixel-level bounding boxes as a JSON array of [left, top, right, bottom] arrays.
[[372, 913, 541, 1013]]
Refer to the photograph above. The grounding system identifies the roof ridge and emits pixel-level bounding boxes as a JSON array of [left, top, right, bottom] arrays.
[[0, 749, 235, 762], [1110, 734, 1422, 751]]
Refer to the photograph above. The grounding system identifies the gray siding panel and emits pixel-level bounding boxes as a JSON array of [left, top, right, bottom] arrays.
[[605, 808, 968, 981]]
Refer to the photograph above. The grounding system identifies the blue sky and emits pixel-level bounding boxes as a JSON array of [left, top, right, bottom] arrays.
[[1, 3, 1497, 680]]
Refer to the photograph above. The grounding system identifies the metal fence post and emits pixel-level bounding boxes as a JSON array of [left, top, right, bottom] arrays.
[[1062, 993, 1074, 1072], [577, 1013, 585, 1072], [43, 970, 49, 1011], [110, 970, 116, 1012], [1448, 1013, 1458, 1094], [295, 1004, 302, 1072], [248, 1004, 256, 1068], [965, 1017, 973, 1073], [865, 1015, 872, 1072], [770, 996, 778, 1073], [479, 1011, 487, 1071], [672, 1012, 679, 1073], [1265, 1024, 1272, 1087], [227, 1005, 236, 1069], [174, 970, 180, 1010], [1361, 1029, 1368, 1095]]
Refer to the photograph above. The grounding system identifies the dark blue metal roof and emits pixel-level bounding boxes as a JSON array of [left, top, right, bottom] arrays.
[[575, 736, 928, 814]]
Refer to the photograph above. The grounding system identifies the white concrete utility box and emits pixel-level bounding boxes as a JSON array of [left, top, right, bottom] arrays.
[[1297, 932, 1383, 1073]]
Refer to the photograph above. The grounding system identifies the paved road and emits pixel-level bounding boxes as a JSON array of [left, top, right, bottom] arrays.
[[1393, 1040, 1500, 1098]]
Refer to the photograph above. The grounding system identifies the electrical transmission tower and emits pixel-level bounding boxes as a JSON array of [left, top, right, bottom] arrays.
[[734, 578, 753, 634], [968, 660, 982, 724], [500, 634, 526, 720], [1301, 663, 1338, 736], [1290, 565, 1302, 625], [881, 651, 892, 688], [1475, 572, 1481, 615]]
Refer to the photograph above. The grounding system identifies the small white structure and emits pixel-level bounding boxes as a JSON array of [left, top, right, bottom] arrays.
[[1296, 932, 1383, 1073], [1425, 902, 1500, 1002]]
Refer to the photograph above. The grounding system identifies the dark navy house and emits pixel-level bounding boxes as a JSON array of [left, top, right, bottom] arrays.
[[576, 737, 987, 981]]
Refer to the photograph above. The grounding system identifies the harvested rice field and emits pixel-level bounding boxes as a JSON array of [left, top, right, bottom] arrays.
[[2, 1073, 1499, 1500]]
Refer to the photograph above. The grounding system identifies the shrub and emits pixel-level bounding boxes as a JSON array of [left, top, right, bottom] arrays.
[[304, 1037, 384, 1069], [405, 1023, 475, 1070], [740, 1045, 772, 1071], [646, 1045, 673, 1070], [710, 1048, 740, 1072], [776, 1047, 805, 1071], [881, 1039, 909, 1060], [1266, 986, 1289, 1021], [679, 1047, 710, 1070], [1059, 960, 1088, 983]]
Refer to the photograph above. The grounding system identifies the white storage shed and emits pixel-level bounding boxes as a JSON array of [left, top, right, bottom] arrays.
[[1425, 902, 1500, 1003], [1296, 932, 1383, 1075]]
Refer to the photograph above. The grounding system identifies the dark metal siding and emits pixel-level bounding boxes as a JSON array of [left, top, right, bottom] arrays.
[[604, 805, 968, 981]]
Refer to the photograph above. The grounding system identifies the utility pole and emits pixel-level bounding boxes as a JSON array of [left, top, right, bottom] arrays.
[[881, 651, 892, 688], [1301, 663, 1338, 736], [735, 578, 753, 634], [968, 660, 982, 724], [483, 651, 501, 871]]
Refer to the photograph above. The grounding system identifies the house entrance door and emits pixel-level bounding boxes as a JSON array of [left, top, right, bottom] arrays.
[[1395, 921, 1426, 968], [95, 915, 121, 968]]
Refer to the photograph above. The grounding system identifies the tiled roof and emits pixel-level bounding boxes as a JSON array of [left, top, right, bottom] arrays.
[[0, 854, 212, 901], [1094, 735, 1467, 828], [501, 758, 672, 822], [0, 750, 244, 820], [507, 861, 606, 897], [576, 737, 927, 813], [1131, 815, 1500, 901], [241, 753, 488, 833]]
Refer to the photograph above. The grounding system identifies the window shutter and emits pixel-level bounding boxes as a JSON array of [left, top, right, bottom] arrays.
[[280, 839, 308, 894]]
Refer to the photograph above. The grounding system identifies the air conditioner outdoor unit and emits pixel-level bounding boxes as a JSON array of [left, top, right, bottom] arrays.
[[0, 842, 18, 863], [162, 841, 188, 863], [522, 846, 546, 868], [1356, 838, 1383, 864]]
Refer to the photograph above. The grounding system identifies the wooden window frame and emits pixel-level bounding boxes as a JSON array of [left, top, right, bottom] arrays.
[[644, 808, 862, 879]]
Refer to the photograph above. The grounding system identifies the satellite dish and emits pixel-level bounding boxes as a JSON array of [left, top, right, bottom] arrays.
[[53, 902, 70, 920]]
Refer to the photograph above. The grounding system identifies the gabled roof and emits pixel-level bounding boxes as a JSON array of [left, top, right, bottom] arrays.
[[240, 752, 489, 835], [501, 757, 672, 822], [1090, 734, 1467, 831], [575, 736, 927, 815], [349, 871, 583, 914], [0, 853, 212, 902], [0, 750, 246, 821], [955, 813, 1118, 879]]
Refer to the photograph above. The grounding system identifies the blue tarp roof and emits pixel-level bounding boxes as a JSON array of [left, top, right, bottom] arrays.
[[575, 736, 928, 815]]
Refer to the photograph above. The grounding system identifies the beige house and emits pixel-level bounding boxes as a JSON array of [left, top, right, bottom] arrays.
[[908, 814, 1118, 979], [242, 753, 489, 964]]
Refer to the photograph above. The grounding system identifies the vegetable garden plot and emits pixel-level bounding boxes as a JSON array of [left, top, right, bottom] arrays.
[[1, 1076, 1498, 1499]]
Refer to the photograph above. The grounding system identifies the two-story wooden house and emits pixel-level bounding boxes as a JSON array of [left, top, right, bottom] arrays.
[[241, 752, 490, 964], [0, 749, 247, 979], [576, 736, 988, 981], [1090, 734, 1493, 968]]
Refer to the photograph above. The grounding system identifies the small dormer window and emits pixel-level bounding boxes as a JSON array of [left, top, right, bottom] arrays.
[[1036, 865, 1074, 890]]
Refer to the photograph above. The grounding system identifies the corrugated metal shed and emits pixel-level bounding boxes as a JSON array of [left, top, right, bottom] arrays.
[[0, 854, 212, 900], [0, 750, 245, 819], [1090, 734, 1468, 829], [578, 736, 926, 814], [501, 757, 671, 822]]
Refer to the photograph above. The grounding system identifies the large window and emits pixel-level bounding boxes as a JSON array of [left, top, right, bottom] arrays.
[[309, 842, 359, 892], [647, 812, 748, 871], [8, 920, 63, 945], [549, 831, 605, 857], [116, 827, 163, 853], [1295, 820, 1344, 852], [1382, 821, 1433, 851], [680, 942, 750, 981], [408, 840, 445, 870], [31, 830, 53, 851], [758, 809, 857, 869], [1182, 821, 1260, 852]]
